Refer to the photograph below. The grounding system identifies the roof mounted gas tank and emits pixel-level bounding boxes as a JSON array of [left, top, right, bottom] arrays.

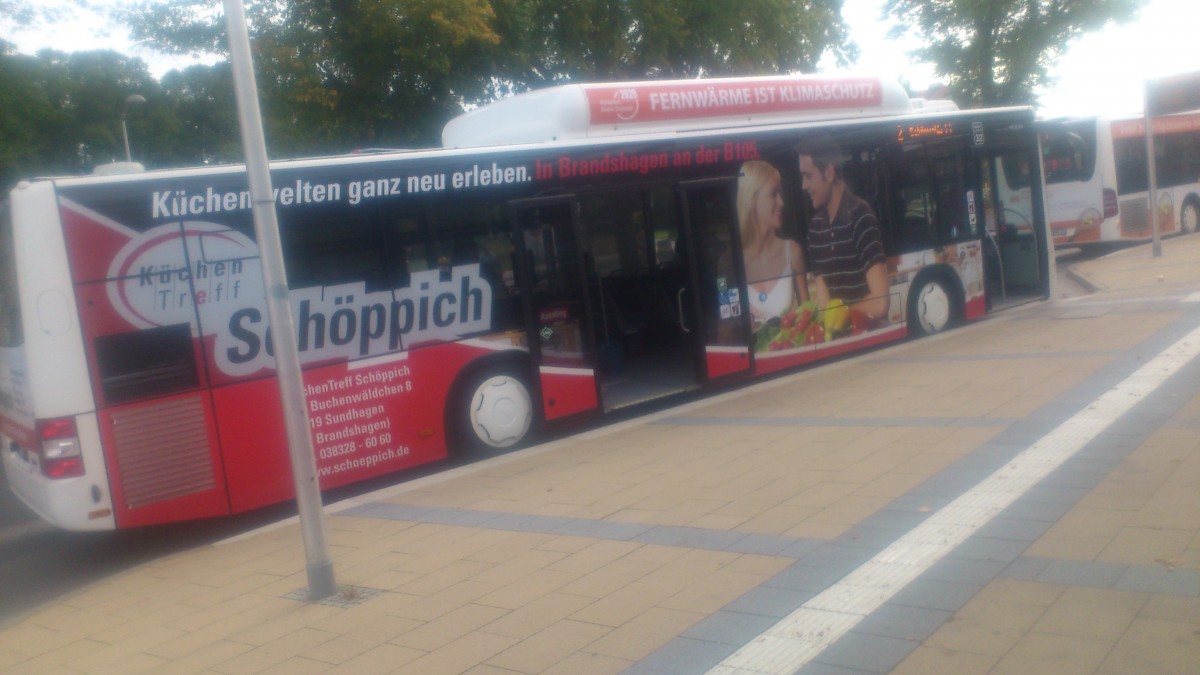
[[443, 74, 913, 148]]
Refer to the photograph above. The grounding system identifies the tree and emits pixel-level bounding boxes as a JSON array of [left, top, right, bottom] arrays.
[[122, 0, 856, 149], [485, 0, 854, 90], [884, 0, 1143, 108], [0, 42, 74, 188], [124, 0, 505, 152]]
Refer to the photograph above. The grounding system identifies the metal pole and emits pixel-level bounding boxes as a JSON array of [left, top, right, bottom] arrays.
[[121, 94, 144, 163], [1144, 81, 1162, 258], [121, 117, 132, 163], [222, 0, 337, 600]]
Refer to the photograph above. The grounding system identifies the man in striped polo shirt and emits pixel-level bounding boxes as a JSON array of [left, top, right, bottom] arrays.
[[797, 134, 890, 321]]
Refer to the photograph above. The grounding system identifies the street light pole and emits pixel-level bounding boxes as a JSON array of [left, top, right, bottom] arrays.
[[121, 94, 146, 163]]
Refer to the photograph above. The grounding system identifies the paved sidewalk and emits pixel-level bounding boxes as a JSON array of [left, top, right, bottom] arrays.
[[1, 235, 1198, 674]]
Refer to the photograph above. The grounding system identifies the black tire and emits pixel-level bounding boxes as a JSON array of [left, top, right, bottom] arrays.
[[448, 362, 533, 454], [1181, 198, 1199, 234], [908, 275, 956, 336]]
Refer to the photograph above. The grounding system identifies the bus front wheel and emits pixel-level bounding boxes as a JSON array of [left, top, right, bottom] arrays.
[[909, 276, 955, 336], [451, 363, 533, 454]]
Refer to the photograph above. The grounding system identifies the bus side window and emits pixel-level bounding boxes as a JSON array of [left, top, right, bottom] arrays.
[[894, 157, 937, 250]]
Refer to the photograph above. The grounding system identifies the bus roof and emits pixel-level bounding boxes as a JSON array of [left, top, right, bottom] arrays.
[[442, 74, 913, 148]]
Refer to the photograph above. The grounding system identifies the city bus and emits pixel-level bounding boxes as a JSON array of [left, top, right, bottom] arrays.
[[1035, 112, 1200, 247], [0, 75, 1050, 530]]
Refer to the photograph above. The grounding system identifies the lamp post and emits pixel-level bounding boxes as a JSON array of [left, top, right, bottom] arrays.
[[121, 94, 146, 162]]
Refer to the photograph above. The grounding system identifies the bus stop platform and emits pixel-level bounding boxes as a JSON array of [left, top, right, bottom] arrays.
[[3, 235, 1199, 674]]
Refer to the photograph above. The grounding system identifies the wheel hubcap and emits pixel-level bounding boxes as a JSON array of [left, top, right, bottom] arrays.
[[469, 375, 532, 448], [919, 283, 950, 333]]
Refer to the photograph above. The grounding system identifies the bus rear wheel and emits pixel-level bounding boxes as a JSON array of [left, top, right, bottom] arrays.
[[909, 277, 955, 336], [451, 364, 533, 454], [1182, 199, 1199, 234]]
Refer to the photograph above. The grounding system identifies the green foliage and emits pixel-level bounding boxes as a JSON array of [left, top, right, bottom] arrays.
[[884, 0, 1144, 108], [1, 0, 856, 193], [0, 45, 163, 189], [119, 0, 854, 150]]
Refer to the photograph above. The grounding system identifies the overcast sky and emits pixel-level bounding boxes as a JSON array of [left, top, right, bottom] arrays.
[[2, 0, 1197, 118]]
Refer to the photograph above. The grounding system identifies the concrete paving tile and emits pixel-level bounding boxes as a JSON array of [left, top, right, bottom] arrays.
[[971, 578, 1066, 608], [152, 639, 257, 675], [949, 535, 1029, 563], [722, 531, 804, 556], [890, 645, 999, 674], [199, 627, 338, 675], [722, 584, 815, 618], [558, 557, 658, 598], [390, 603, 509, 652], [1098, 526, 1195, 567], [1, 638, 107, 674], [813, 631, 918, 673], [925, 557, 1009, 586], [891, 579, 982, 612], [807, 495, 893, 527], [541, 539, 641, 576], [479, 590, 594, 640], [1034, 558, 1128, 588], [475, 568, 578, 610], [391, 580, 500, 623], [467, 548, 569, 585], [299, 614, 423, 664], [687, 512, 753, 530], [764, 560, 849, 593], [541, 650, 632, 675], [622, 543, 689, 565], [485, 619, 612, 673], [993, 632, 1109, 674], [324, 642, 426, 675], [585, 606, 705, 661], [741, 504, 823, 535], [660, 569, 776, 615], [394, 559, 495, 597], [922, 600, 1046, 657], [633, 636, 739, 675], [1033, 586, 1149, 641], [856, 603, 953, 642], [684, 609, 781, 645], [568, 580, 679, 628], [391, 630, 517, 675], [975, 515, 1053, 543], [796, 662, 875, 674], [637, 524, 746, 550], [1115, 565, 1200, 596], [259, 655, 332, 675], [1137, 594, 1200, 623], [996, 555, 1049, 582], [793, 543, 877, 574], [1099, 616, 1200, 674]]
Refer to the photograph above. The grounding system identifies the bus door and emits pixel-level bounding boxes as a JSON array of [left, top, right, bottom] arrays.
[[980, 143, 1048, 307], [678, 179, 754, 380], [577, 187, 703, 411], [510, 198, 601, 422]]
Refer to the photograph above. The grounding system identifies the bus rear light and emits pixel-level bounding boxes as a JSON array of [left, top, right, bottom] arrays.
[[1078, 209, 1102, 232], [36, 417, 84, 479], [1102, 188, 1119, 219]]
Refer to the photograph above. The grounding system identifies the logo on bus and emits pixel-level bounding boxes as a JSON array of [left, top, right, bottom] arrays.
[[595, 88, 640, 121], [105, 221, 494, 377]]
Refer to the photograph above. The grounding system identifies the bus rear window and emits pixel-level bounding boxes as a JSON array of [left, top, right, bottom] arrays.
[[94, 324, 199, 405], [1041, 129, 1093, 184]]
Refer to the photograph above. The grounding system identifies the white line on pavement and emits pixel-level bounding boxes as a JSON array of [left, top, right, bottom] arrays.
[[709, 322, 1200, 675]]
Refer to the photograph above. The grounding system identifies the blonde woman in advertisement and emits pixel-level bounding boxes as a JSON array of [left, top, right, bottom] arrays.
[[738, 160, 808, 326]]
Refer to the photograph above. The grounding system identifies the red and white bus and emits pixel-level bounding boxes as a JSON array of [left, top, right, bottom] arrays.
[[1, 75, 1050, 530], [1035, 112, 1200, 247]]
